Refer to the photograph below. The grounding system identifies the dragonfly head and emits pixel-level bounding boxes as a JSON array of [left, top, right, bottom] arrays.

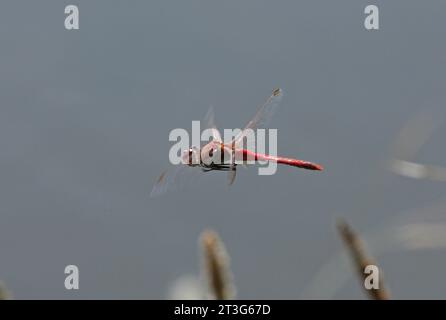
[[181, 147, 200, 166]]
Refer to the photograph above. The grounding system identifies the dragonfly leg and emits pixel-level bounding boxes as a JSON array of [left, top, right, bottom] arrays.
[[201, 164, 238, 172], [212, 164, 237, 171]]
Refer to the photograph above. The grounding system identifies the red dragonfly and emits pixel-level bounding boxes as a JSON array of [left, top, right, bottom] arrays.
[[151, 88, 323, 197]]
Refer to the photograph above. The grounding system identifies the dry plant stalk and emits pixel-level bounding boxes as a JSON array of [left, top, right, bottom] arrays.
[[337, 219, 390, 300], [200, 229, 234, 300]]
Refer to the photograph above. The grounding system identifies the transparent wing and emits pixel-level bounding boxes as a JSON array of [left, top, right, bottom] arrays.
[[151, 105, 228, 197], [202, 105, 222, 143], [229, 88, 283, 148], [227, 167, 237, 186], [150, 165, 202, 197]]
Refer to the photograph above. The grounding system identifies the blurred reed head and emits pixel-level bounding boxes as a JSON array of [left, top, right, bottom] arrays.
[[167, 274, 203, 300], [0, 281, 12, 300], [199, 229, 235, 300], [337, 218, 390, 300]]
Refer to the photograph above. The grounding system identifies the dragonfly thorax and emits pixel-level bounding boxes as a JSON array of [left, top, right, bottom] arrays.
[[181, 147, 201, 166], [200, 142, 233, 167], [181, 142, 234, 168]]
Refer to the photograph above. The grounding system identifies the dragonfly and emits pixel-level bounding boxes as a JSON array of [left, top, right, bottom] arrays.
[[150, 88, 323, 197]]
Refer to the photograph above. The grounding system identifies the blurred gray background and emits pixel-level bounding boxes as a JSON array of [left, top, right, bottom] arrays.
[[1, 0, 446, 299]]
